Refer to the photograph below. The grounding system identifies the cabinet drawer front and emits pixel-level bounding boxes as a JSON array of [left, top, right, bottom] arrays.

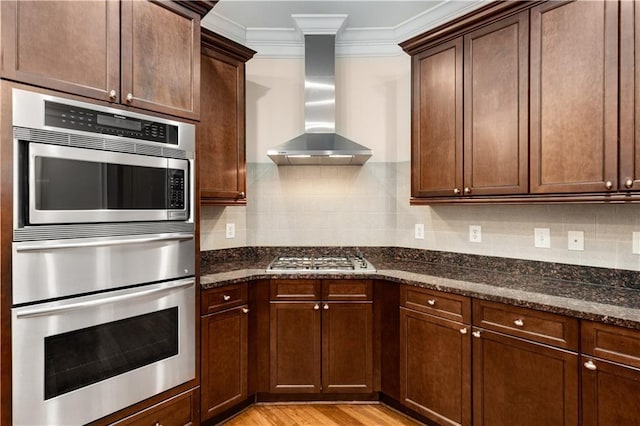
[[401, 286, 471, 323], [202, 284, 247, 314], [112, 389, 197, 426], [473, 300, 578, 350], [582, 321, 640, 369], [322, 280, 372, 301], [270, 279, 321, 301]]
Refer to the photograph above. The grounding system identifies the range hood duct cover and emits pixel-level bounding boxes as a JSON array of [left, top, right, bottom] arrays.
[[267, 32, 373, 166]]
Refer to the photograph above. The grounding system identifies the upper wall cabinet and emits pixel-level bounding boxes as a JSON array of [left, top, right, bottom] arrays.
[[403, 0, 639, 204], [529, 0, 618, 194], [620, 1, 640, 191], [199, 29, 255, 205], [409, 9, 528, 199], [0, 0, 210, 120]]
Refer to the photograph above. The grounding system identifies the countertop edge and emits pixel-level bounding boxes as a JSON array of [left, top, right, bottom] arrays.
[[200, 268, 640, 330]]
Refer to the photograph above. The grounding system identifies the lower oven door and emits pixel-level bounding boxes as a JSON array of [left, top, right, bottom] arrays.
[[11, 278, 195, 426]]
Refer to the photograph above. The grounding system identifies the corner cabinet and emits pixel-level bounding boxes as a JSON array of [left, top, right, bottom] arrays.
[[403, 0, 640, 204], [269, 279, 373, 394], [0, 0, 207, 120], [199, 29, 255, 205]]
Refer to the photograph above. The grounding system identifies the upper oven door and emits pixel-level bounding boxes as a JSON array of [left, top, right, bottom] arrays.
[[26, 142, 188, 224]]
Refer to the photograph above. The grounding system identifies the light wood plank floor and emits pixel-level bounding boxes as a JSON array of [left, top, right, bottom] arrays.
[[221, 403, 421, 426]]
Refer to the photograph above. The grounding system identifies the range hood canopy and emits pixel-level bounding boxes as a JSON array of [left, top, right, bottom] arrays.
[[267, 15, 373, 166]]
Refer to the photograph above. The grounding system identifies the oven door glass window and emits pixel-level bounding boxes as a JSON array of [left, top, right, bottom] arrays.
[[34, 156, 173, 211], [44, 307, 178, 400]]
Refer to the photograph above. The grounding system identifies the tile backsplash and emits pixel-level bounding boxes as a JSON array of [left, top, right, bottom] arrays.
[[200, 161, 640, 271]]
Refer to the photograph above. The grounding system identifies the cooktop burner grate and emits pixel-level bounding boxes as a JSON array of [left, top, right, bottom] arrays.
[[266, 254, 376, 273]]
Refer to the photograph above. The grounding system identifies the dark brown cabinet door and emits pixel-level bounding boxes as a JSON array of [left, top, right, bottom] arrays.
[[201, 305, 248, 421], [473, 329, 579, 426], [269, 302, 321, 393], [120, 0, 200, 119], [322, 302, 373, 394], [0, 0, 120, 102], [400, 308, 471, 426], [620, 0, 640, 191], [412, 38, 463, 198], [530, 0, 618, 194], [199, 31, 254, 204], [582, 356, 640, 426], [463, 12, 528, 196]]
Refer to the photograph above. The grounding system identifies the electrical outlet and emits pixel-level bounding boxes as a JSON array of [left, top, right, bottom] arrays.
[[633, 232, 640, 254], [534, 228, 551, 248], [414, 224, 425, 240], [567, 230, 584, 251], [469, 225, 482, 243], [225, 223, 235, 239]]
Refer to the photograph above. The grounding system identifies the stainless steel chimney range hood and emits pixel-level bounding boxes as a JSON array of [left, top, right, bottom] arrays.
[[267, 15, 373, 166]]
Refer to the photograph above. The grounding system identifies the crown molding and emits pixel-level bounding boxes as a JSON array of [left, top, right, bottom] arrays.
[[202, 1, 488, 58]]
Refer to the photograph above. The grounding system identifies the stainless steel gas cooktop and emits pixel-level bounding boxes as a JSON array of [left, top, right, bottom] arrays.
[[266, 254, 376, 273]]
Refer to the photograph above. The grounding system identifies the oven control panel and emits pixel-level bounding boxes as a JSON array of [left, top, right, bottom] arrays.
[[168, 169, 185, 210], [44, 101, 178, 145]]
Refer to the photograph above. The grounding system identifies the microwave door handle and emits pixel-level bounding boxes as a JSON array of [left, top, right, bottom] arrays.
[[15, 279, 194, 319], [15, 233, 194, 252]]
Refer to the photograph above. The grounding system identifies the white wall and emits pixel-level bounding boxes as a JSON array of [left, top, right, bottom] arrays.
[[200, 55, 640, 272]]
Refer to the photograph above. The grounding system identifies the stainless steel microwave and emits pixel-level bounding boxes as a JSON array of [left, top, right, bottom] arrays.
[[12, 89, 195, 238]]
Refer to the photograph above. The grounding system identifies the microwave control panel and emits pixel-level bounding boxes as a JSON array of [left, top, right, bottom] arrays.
[[44, 101, 179, 145], [168, 169, 185, 210]]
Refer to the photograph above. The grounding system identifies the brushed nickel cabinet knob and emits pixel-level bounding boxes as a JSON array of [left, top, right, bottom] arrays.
[[314, 304, 320, 310], [427, 299, 436, 306], [126, 92, 134, 103], [584, 360, 597, 371], [453, 188, 461, 195], [239, 191, 246, 198], [323, 304, 329, 310], [459, 327, 468, 335], [514, 319, 524, 327], [223, 295, 231, 301], [242, 308, 249, 314], [464, 187, 472, 195], [472, 331, 481, 338], [108, 89, 117, 100], [605, 180, 613, 190], [625, 179, 634, 189]]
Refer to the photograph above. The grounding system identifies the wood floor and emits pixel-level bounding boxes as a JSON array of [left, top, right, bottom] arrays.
[[221, 403, 421, 426]]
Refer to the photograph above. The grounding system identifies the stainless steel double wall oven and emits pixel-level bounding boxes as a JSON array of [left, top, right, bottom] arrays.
[[10, 89, 196, 425]]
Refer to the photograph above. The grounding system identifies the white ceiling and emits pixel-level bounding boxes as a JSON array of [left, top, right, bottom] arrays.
[[202, 0, 489, 57]]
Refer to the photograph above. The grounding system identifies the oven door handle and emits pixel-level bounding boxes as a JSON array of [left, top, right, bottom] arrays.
[[15, 233, 194, 252], [15, 279, 194, 318]]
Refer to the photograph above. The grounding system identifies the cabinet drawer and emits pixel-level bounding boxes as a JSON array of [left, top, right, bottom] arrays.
[[582, 321, 640, 369], [270, 279, 321, 301], [401, 285, 471, 323], [473, 300, 579, 350], [111, 389, 197, 426], [322, 280, 372, 301], [202, 284, 247, 314]]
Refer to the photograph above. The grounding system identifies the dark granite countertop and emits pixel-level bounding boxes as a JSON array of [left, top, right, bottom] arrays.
[[200, 247, 640, 330]]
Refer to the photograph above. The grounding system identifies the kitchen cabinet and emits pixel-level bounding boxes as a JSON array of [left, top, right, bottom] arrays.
[[581, 321, 640, 425], [399, 286, 471, 426], [472, 300, 579, 426], [0, 0, 206, 120], [200, 283, 249, 421], [410, 11, 528, 199], [199, 29, 255, 205], [269, 279, 373, 394], [110, 389, 199, 426], [620, 0, 640, 191], [529, 0, 618, 194]]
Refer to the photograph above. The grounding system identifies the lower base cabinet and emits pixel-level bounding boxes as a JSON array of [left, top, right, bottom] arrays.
[[400, 308, 471, 426], [201, 305, 248, 420], [472, 329, 579, 426]]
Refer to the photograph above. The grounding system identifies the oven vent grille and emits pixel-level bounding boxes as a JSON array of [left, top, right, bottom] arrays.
[[104, 139, 136, 154], [69, 134, 104, 150], [14, 222, 195, 242], [163, 147, 187, 159], [136, 144, 163, 157], [14, 128, 68, 146], [13, 127, 188, 160]]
